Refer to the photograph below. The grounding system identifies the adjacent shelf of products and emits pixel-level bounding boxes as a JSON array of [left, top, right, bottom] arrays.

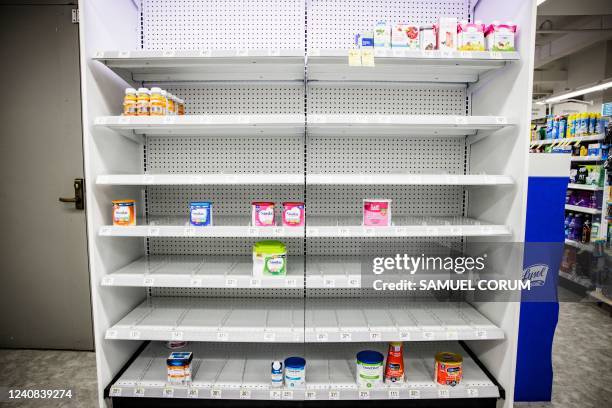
[[104, 298, 503, 343], [307, 174, 514, 186], [97, 173, 513, 186], [307, 114, 512, 137], [109, 342, 500, 401], [570, 156, 602, 163], [306, 216, 511, 237], [529, 133, 605, 147], [99, 216, 304, 238], [93, 50, 306, 83], [307, 49, 519, 83], [564, 239, 593, 252], [94, 115, 305, 140], [588, 289, 612, 306], [567, 183, 603, 191], [101, 256, 305, 289], [97, 173, 304, 186], [564, 205, 601, 215], [558, 271, 593, 289]]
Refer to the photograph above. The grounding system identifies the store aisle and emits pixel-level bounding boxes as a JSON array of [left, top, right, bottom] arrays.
[[517, 287, 612, 408]]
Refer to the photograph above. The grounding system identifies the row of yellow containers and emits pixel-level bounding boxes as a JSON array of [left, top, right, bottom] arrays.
[[123, 87, 185, 116]]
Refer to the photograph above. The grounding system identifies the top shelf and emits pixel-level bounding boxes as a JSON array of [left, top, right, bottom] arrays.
[[307, 49, 519, 83], [93, 49, 519, 84], [93, 49, 305, 83]]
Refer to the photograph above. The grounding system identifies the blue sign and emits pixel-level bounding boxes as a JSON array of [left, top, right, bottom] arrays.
[[602, 102, 612, 116]]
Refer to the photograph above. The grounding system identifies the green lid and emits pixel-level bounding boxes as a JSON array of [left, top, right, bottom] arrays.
[[253, 240, 286, 254]]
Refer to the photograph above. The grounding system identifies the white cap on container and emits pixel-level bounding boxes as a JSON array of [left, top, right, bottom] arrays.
[[137, 87, 150, 93], [125, 88, 137, 94], [150, 87, 162, 93], [160, 90, 167, 96]]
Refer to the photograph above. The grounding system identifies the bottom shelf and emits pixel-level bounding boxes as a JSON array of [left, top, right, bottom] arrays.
[[108, 341, 500, 402]]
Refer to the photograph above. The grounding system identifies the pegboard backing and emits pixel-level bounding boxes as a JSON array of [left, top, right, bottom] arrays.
[[306, 237, 461, 256], [147, 186, 304, 216], [307, 136, 464, 174], [306, 186, 463, 216], [149, 237, 304, 256], [165, 86, 304, 115], [146, 136, 304, 173], [307, 0, 469, 50], [150, 288, 304, 298], [307, 86, 466, 115], [142, 0, 305, 50]]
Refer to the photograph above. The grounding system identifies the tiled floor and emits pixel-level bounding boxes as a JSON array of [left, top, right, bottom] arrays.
[[0, 290, 610, 407]]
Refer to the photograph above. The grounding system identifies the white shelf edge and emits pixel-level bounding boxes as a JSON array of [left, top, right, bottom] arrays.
[[96, 173, 304, 185], [530, 133, 605, 146], [307, 174, 513, 186], [564, 205, 602, 215], [567, 184, 603, 191], [96, 173, 513, 186]]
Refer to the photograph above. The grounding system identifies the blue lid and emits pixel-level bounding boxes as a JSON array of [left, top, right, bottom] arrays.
[[284, 356, 306, 368], [356, 350, 384, 364]]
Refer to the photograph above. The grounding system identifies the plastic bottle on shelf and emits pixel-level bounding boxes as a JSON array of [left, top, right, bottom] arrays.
[[136, 87, 150, 116], [552, 116, 559, 139], [587, 112, 594, 134], [568, 214, 580, 241], [564, 212, 573, 239], [582, 217, 591, 244], [546, 115, 553, 139], [595, 113, 603, 134], [172, 95, 180, 115], [167, 93, 175, 116], [559, 116, 567, 139], [149, 87, 165, 116], [160, 90, 168, 115], [177, 98, 185, 115], [122, 88, 137, 116]]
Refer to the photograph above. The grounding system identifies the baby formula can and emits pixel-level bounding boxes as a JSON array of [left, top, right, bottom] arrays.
[[434, 352, 463, 386], [284, 357, 306, 388], [112, 200, 136, 226], [190, 202, 212, 226], [356, 350, 384, 388], [363, 199, 392, 226], [252, 240, 287, 277], [252, 201, 276, 226], [282, 202, 305, 227]]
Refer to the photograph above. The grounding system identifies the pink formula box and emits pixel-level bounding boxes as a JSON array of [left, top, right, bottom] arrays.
[[252, 201, 276, 226], [282, 202, 305, 227], [363, 199, 392, 227]]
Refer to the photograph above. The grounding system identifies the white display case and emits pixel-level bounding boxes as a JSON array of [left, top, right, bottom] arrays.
[[79, 0, 536, 407]]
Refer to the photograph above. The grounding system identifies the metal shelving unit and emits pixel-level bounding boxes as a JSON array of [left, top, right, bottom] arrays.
[[109, 342, 500, 401], [81, 1, 534, 407]]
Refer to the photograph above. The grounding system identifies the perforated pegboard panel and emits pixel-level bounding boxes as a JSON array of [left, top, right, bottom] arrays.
[[146, 136, 303, 173], [307, 86, 467, 115], [149, 237, 304, 256], [306, 237, 461, 255], [142, 0, 305, 50], [307, 0, 469, 50], [165, 86, 304, 116], [307, 136, 464, 174], [150, 288, 304, 298], [147, 186, 304, 216], [307, 186, 462, 216]]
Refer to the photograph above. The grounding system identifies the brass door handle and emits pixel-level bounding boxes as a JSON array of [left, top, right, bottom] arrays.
[[59, 178, 84, 210]]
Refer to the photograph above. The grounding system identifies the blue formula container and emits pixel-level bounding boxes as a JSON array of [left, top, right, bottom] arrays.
[[189, 202, 212, 226]]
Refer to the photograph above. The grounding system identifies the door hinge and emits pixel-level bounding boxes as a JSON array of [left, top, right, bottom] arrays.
[[72, 9, 79, 24]]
